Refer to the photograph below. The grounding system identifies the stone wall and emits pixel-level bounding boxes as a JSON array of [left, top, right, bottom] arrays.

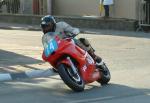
[[0, 14, 138, 31]]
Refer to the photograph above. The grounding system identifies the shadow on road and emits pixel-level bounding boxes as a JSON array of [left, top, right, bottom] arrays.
[[0, 49, 44, 73], [0, 80, 149, 103]]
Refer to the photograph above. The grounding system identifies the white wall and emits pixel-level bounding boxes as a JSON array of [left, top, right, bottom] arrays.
[[113, 0, 138, 19], [53, 0, 100, 16], [53, 0, 139, 20]]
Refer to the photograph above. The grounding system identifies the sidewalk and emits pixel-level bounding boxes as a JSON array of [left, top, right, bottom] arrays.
[[0, 22, 41, 31], [0, 22, 149, 36]]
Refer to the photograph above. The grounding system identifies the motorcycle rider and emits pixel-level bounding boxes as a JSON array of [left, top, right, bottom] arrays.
[[41, 15, 105, 69]]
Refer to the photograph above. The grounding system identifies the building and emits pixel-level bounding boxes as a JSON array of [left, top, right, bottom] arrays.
[[53, 0, 140, 20], [0, 0, 142, 20]]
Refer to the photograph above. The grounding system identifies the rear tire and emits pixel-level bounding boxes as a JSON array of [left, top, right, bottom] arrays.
[[97, 63, 111, 85], [57, 63, 85, 92]]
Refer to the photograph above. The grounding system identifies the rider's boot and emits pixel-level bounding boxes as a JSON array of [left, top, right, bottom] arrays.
[[88, 49, 107, 73], [95, 57, 108, 74], [88, 49, 102, 65]]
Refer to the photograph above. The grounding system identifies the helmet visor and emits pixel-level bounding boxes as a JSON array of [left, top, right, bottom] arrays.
[[41, 24, 49, 29]]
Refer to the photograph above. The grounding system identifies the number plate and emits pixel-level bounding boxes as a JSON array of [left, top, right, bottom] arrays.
[[44, 39, 58, 57]]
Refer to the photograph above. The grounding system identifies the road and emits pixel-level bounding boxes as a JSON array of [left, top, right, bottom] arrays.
[[0, 29, 150, 103]]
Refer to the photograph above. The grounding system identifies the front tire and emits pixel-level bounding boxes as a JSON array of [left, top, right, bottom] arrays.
[[57, 63, 85, 92]]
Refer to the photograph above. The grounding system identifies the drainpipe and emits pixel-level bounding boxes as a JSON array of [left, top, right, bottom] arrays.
[[20, 0, 25, 14], [47, 0, 52, 15]]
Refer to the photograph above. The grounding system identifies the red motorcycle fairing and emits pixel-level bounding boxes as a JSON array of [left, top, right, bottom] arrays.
[[42, 38, 86, 67], [42, 36, 101, 84]]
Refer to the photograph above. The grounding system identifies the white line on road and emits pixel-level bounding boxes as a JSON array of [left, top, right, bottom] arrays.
[[0, 74, 12, 81], [70, 96, 115, 103], [25, 69, 54, 78]]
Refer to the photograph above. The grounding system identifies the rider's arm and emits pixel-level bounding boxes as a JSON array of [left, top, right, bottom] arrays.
[[57, 22, 80, 36]]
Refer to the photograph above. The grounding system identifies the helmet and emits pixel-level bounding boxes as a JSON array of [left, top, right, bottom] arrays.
[[41, 15, 56, 34]]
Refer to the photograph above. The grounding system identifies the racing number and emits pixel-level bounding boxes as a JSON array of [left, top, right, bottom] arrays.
[[49, 42, 55, 51]]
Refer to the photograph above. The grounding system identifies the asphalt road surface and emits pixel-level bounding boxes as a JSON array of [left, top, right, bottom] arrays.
[[0, 29, 150, 103]]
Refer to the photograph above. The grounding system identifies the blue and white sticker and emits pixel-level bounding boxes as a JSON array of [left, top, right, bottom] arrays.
[[44, 38, 58, 57]]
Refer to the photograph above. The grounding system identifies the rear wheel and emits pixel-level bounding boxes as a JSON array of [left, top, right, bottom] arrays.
[[57, 63, 85, 92], [97, 63, 111, 85]]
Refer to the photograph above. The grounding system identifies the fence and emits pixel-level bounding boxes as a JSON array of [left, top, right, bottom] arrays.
[[137, 0, 150, 31], [0, 0, 51, 15]]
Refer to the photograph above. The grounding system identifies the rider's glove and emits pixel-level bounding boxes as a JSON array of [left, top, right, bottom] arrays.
[[72, 28, 80, 35]]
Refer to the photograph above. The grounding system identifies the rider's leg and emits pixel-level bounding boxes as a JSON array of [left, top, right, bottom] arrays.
[[74, 38, 108, 71], [75, 38, 102, 62], [87, 45, 108, 71]]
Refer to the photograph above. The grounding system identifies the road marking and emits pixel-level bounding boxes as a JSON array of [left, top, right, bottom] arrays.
[[0, 74, 12, 81], [70, 92, 148, 103], [147, 93, 150, 96], [70, 96, 115, 103], [0, 69, 55, 82], [25, 69, 54, 78]]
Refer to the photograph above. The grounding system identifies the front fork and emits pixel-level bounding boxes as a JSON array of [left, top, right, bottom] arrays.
[[67, 57, 78, 75]]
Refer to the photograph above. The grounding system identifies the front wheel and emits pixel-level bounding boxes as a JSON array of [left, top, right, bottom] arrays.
[[57, 63, 85, 92]]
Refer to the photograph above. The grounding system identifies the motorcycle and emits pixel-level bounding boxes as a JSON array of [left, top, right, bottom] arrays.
[[42, 32, 111, 92]]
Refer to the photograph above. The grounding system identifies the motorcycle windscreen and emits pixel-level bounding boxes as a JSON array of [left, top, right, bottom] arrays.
[[44, 38, 58, 57]]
